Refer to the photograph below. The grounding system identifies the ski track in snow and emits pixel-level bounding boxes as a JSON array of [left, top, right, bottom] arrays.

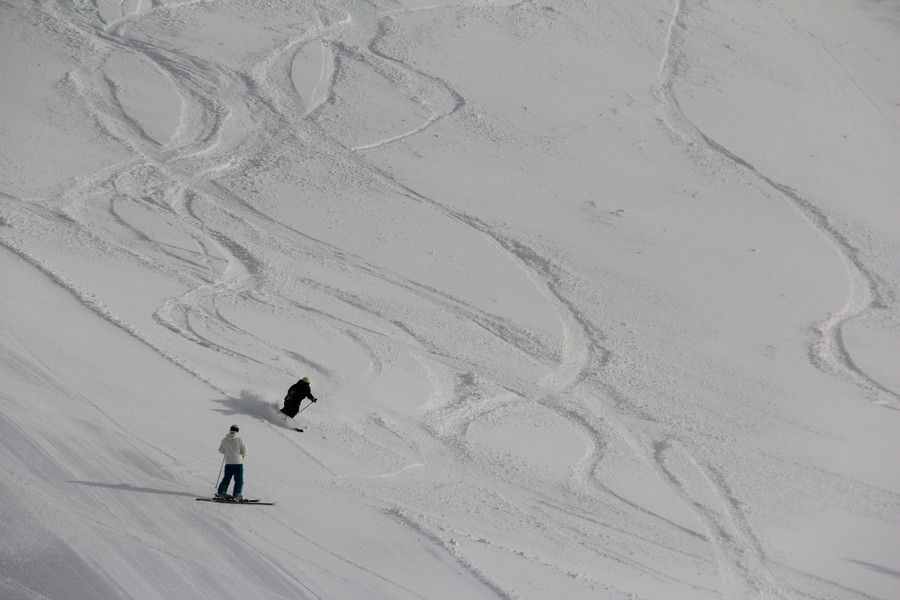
[[2, 0, 896, 598], [350, 11, 466, 151], [651, 438, 786, 599], [655, 0, 899, 412], [5, 0, 770, 596], [321, 10, 743, 594], [652, 2, 900, 596], [11, 1, 628, 595]]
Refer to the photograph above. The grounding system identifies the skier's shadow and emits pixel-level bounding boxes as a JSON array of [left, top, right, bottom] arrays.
[[69, 480, 197, 498], [213, 390, 284, 425]]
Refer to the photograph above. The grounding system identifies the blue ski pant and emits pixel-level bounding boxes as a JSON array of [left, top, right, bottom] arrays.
[[218, 463, 244, 496]]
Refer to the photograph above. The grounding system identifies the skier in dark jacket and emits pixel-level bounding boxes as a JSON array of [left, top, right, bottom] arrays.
[[281, 376, 318, 418]]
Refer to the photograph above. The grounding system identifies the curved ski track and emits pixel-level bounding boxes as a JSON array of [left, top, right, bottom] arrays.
[[0, 1, 641, 597], [655, 0, 898, 412], [2, 1, 887, 598], [653, 1, 898, 598], [2, 1, 774, 597]]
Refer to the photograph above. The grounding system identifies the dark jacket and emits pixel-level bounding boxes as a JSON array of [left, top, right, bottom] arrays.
[[282, 380, 317, 417]]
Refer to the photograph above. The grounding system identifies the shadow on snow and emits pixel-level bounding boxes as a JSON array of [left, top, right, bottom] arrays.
[[69, 481, 197, 498], [212, 390, 298, 431]]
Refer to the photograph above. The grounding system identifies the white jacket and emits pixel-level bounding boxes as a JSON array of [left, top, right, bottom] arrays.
[[219, 432, 247, 464]]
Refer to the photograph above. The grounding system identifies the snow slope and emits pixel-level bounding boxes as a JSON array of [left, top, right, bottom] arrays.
[[1, 0, 899, 598]]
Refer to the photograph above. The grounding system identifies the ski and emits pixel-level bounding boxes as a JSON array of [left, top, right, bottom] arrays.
[[196, 498, 275, 505], [278, 412, 303, 432]]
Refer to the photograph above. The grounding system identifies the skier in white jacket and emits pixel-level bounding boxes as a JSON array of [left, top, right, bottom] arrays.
[[216, 425, 247, 500]]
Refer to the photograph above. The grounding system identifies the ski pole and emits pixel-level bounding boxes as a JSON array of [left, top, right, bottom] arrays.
[[296, 400, 315, 415], [213, 455, 225, 493]]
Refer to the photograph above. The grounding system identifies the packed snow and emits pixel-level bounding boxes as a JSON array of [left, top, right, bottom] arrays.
[[1, 1, 899, 598]]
